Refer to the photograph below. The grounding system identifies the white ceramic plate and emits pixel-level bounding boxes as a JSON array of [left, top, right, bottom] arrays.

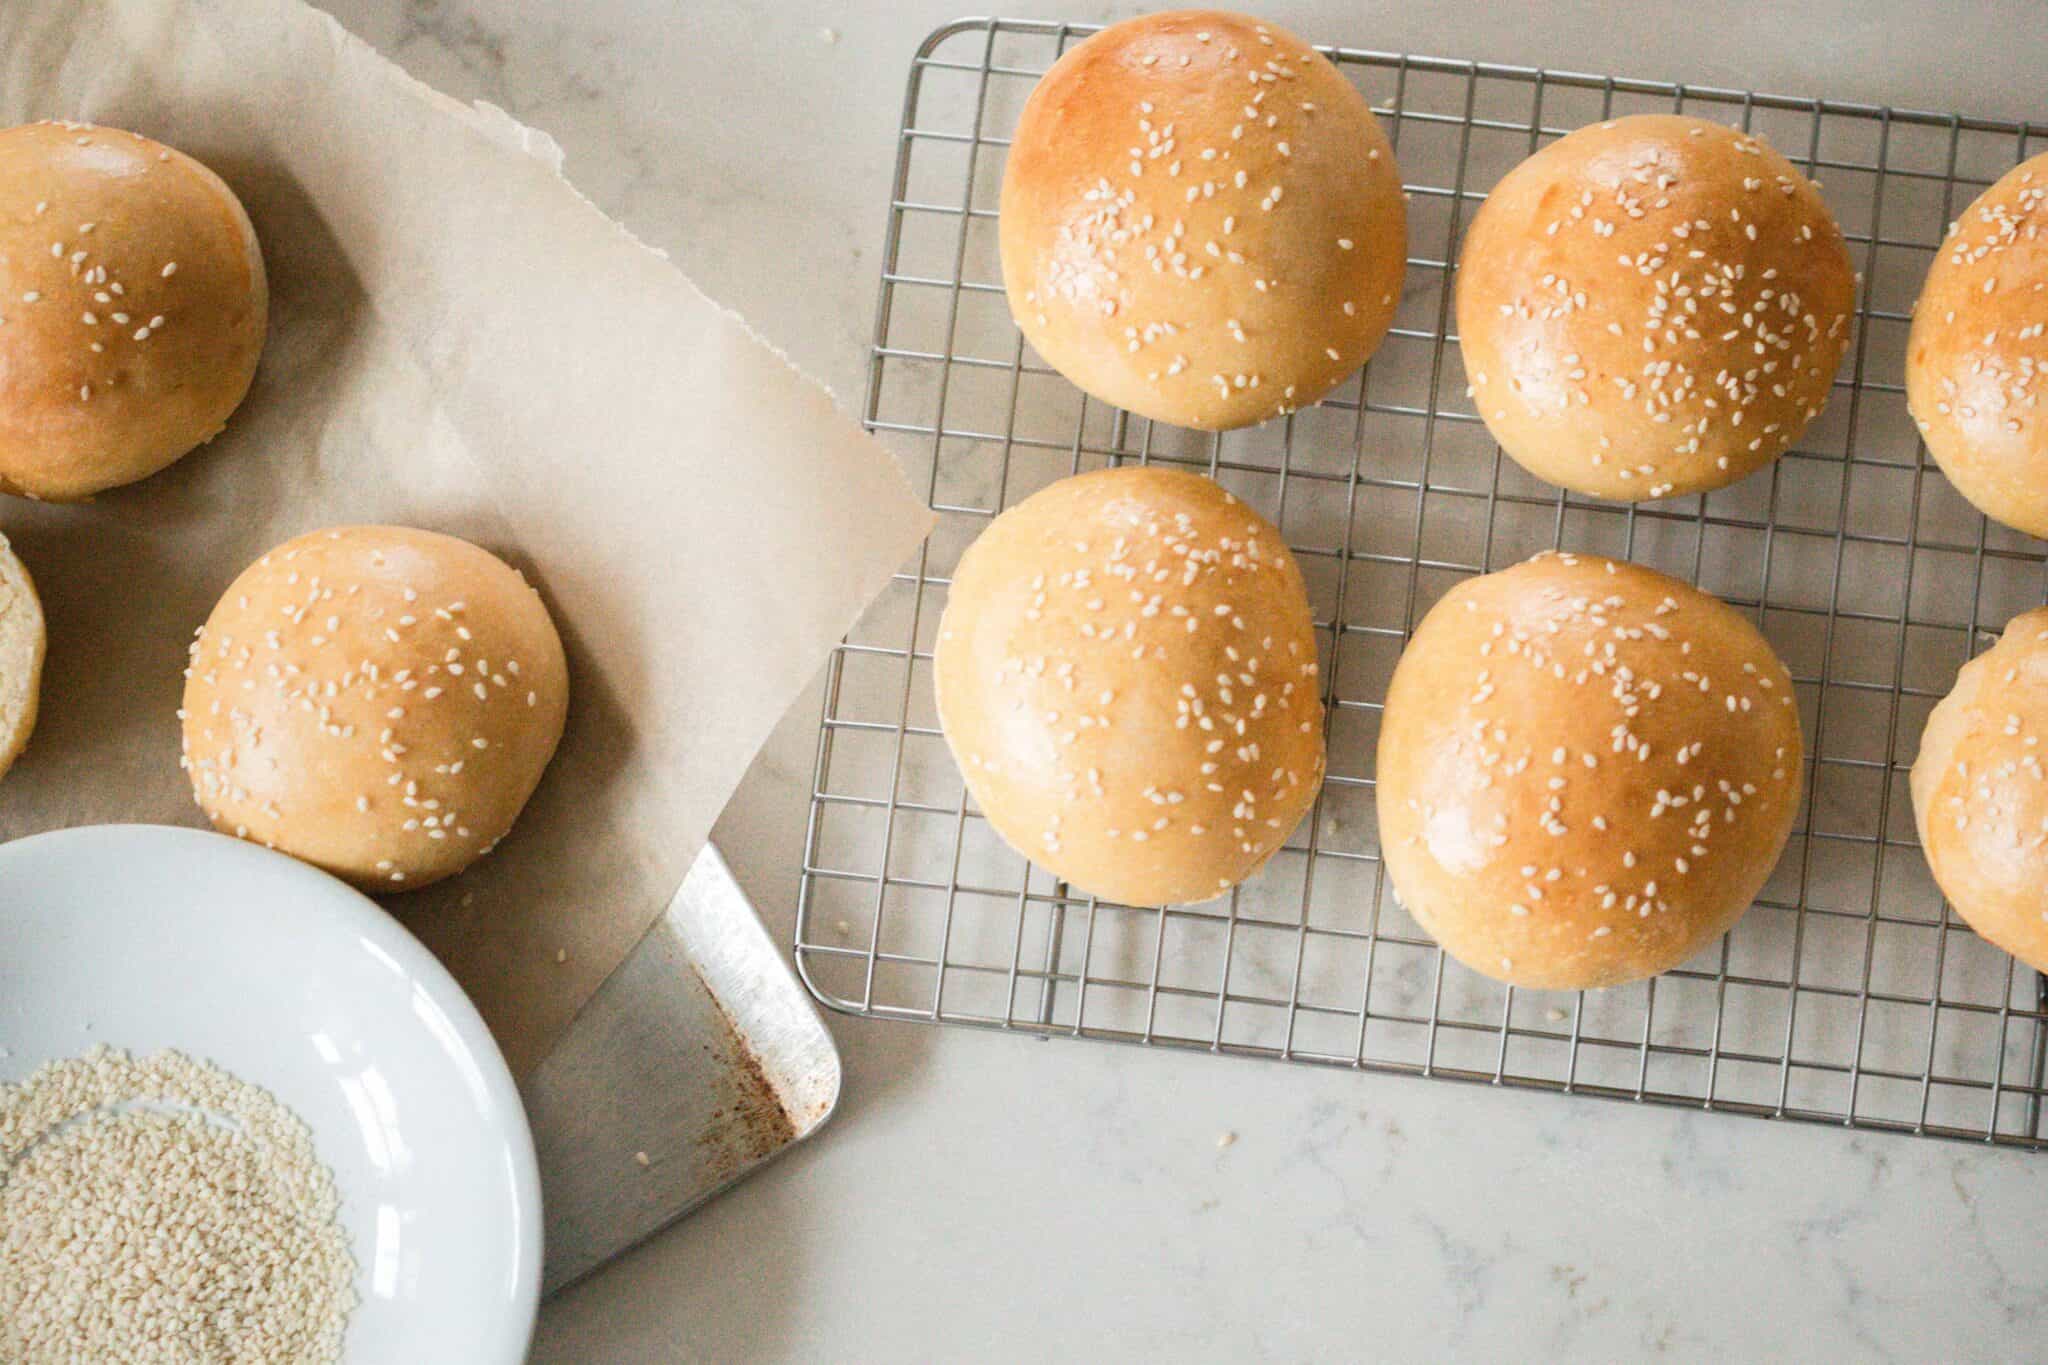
[[0, 824, 541, 1362]]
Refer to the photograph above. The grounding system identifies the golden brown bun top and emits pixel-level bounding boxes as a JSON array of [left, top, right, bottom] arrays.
[[182, 526, 569, 892], [1910, 606, 2048, 972], [1906, 152, 2048, 538], [1376, 551, 1804, 990], [1000, 10, 1406, 430], [934, 465, 1325, 905], [1457, 114, 1856, 500], [0, 121, 267, 500]]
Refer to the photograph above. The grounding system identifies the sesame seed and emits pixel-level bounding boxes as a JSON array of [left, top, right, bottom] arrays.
[[0, 1047, 356, 1357]]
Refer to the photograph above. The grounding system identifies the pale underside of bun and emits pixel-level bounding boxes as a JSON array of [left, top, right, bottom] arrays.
[[1000, 9, 1407, 431], [0, 121, 268, 501], [1907, 152, 2048, 539], [934, 465, 1326, 905], [1376, 551, 1804, 990], [1910, 606, 2048, 973], [181, 526, 569, 893], [1456, 114, 1856, 501], [0, 533, 45, 782]]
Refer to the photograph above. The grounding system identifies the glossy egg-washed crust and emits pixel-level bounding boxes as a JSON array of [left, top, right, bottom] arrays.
[[182, 526, 569, 893], [1457, 115, 1855, 501], [0, 121, 266, 500], [1377, 552, 1804, 990], [1907, 152, 2048, 538], [935, 466, 1325, 905], [1912, 606, 2048, 973], [1000, 10, 1406, 430]]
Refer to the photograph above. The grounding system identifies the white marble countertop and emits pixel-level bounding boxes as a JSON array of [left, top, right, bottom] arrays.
[[315, 1, 2048, 1358]]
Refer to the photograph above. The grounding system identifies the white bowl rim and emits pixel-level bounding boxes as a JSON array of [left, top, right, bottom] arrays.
[[0, 821, 544, 1357]]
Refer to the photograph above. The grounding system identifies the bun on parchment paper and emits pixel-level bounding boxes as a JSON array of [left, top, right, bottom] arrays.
[[0, 121, 267, 500], [181, 526, 568, 893], [1456, 114, 1855, 500], [0, 532, 44, 785], [1906, 151, 2048, 539], [999, 9, 1407, 430], [1375, 551, 1803, 990], [934, 465, 1325, 905]]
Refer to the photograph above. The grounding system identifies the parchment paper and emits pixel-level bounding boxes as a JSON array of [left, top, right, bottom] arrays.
[[0, 0, 933, 1076]]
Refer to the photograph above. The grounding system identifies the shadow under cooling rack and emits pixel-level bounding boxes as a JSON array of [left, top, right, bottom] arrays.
[[797, 17, 2048, 1150]]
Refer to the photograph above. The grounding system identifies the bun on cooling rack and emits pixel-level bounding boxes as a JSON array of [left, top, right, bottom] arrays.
[[1911, 606, 2048, 973], [1375, 551, 1803, 990], [1906, 152, 2048, 539], [1456, 114, 1855, 501], [182, 526, 569, 892], [999, 10, 1407, 430], [933, 466, 1325, 905], [0, 533, 44, 785], [0, 121, 266, 500]]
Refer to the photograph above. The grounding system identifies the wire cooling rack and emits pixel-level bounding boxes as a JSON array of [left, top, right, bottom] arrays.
[[795, 17, 2048, 1149]]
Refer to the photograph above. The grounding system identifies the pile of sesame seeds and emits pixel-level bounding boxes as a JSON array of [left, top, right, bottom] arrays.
[[0, 1046, 356, 1363]]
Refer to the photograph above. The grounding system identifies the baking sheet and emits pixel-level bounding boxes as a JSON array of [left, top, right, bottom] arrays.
[[0, 0, 933, 1076], [526, 843, 841, 1295]]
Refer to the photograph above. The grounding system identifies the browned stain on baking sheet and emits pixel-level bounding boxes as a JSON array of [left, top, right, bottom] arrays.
[[688, 966, 801, 1186]]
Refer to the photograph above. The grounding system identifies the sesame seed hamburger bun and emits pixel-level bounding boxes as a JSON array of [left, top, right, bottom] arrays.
[[999, 10, 1406, 431], [0, 531, 44, 784], [181, 526, 568, 892], [1906, 153, 2048, 538], [0, 122, 267, 501], [1456, 115, 1855, 500], [1910, 606, 2048, 973], [1376, 551, 1803, 990], [934, 466, 1325, 905]]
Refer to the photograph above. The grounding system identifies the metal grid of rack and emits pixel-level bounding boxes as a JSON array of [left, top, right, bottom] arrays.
[[795, 16, 2048, 1148]]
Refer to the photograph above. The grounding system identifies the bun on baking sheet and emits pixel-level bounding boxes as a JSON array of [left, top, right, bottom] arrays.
[[1911, 606, 2048, 973], [0, 121, 266, 501], [1375, 551, 1803, 990], [1456, 114, 1855, 501], [1906, 152, 2048, 538], [0, 532, 44, 785], [999, 9, 1407, 430], [181, 526, 568, 892], [933, 465, 1325, 905]]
